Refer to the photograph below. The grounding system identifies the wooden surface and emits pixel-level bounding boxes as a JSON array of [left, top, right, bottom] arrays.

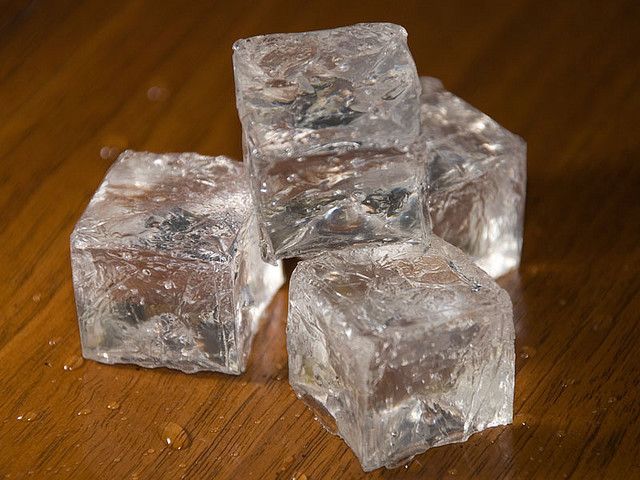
[[1, 1, 639, 478]]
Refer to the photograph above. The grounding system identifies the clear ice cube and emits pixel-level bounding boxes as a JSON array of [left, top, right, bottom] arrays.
[[421, 77, 527, 278], [233, 23, 429, 262], [287, 236, 514, 471], [71, 151, 284, 374]]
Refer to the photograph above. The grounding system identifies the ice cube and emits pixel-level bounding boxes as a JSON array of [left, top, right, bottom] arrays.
[[233, 23, 428, 262], [287, 236, 514, 471], [71, 151, 284, 374], [421, 77, 527, 278]]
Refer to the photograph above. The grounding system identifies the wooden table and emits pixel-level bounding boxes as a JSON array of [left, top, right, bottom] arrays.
[[1, 1, 639, 478]]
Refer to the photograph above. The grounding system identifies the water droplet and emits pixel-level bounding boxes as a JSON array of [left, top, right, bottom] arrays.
[[321, 206, 363, 233], [32, 293, 42, 303], [448, 468, 458, 476], [146, 448, 155, 454], [77, 408, 92, 416], [556, 430, 565, 438], [521, 346, 537, 358], [254, 419, 261, 424], [100, 146, 120, 160], [147, 85, 169, 101], [178, 463, 186, 468], [608, 396, 616, 403], [17, 411, 38, 421], [163, 280, 174, 290], [107, 401, 120, 410], [161, 422, 190, 450], [63, 355, 84, 371]]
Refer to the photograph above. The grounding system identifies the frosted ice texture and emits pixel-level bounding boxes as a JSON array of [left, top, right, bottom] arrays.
[[421, 77, 526, 278], [287, 236, 514, 471], [233, 23, 429, 262], [71, 151, 284, 374]]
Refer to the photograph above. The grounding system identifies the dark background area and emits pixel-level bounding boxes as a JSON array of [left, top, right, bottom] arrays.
[[0, 0, 639, 478]]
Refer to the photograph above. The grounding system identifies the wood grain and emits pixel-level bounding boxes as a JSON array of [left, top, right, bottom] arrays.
[[1, 0, 639, 478]]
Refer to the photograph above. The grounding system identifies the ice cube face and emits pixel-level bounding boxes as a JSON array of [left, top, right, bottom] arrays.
[[71, 151, 284, 374], [287, 237, 514, 471], [233, 23, 428, 261], [421, 77, 527, 278]]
